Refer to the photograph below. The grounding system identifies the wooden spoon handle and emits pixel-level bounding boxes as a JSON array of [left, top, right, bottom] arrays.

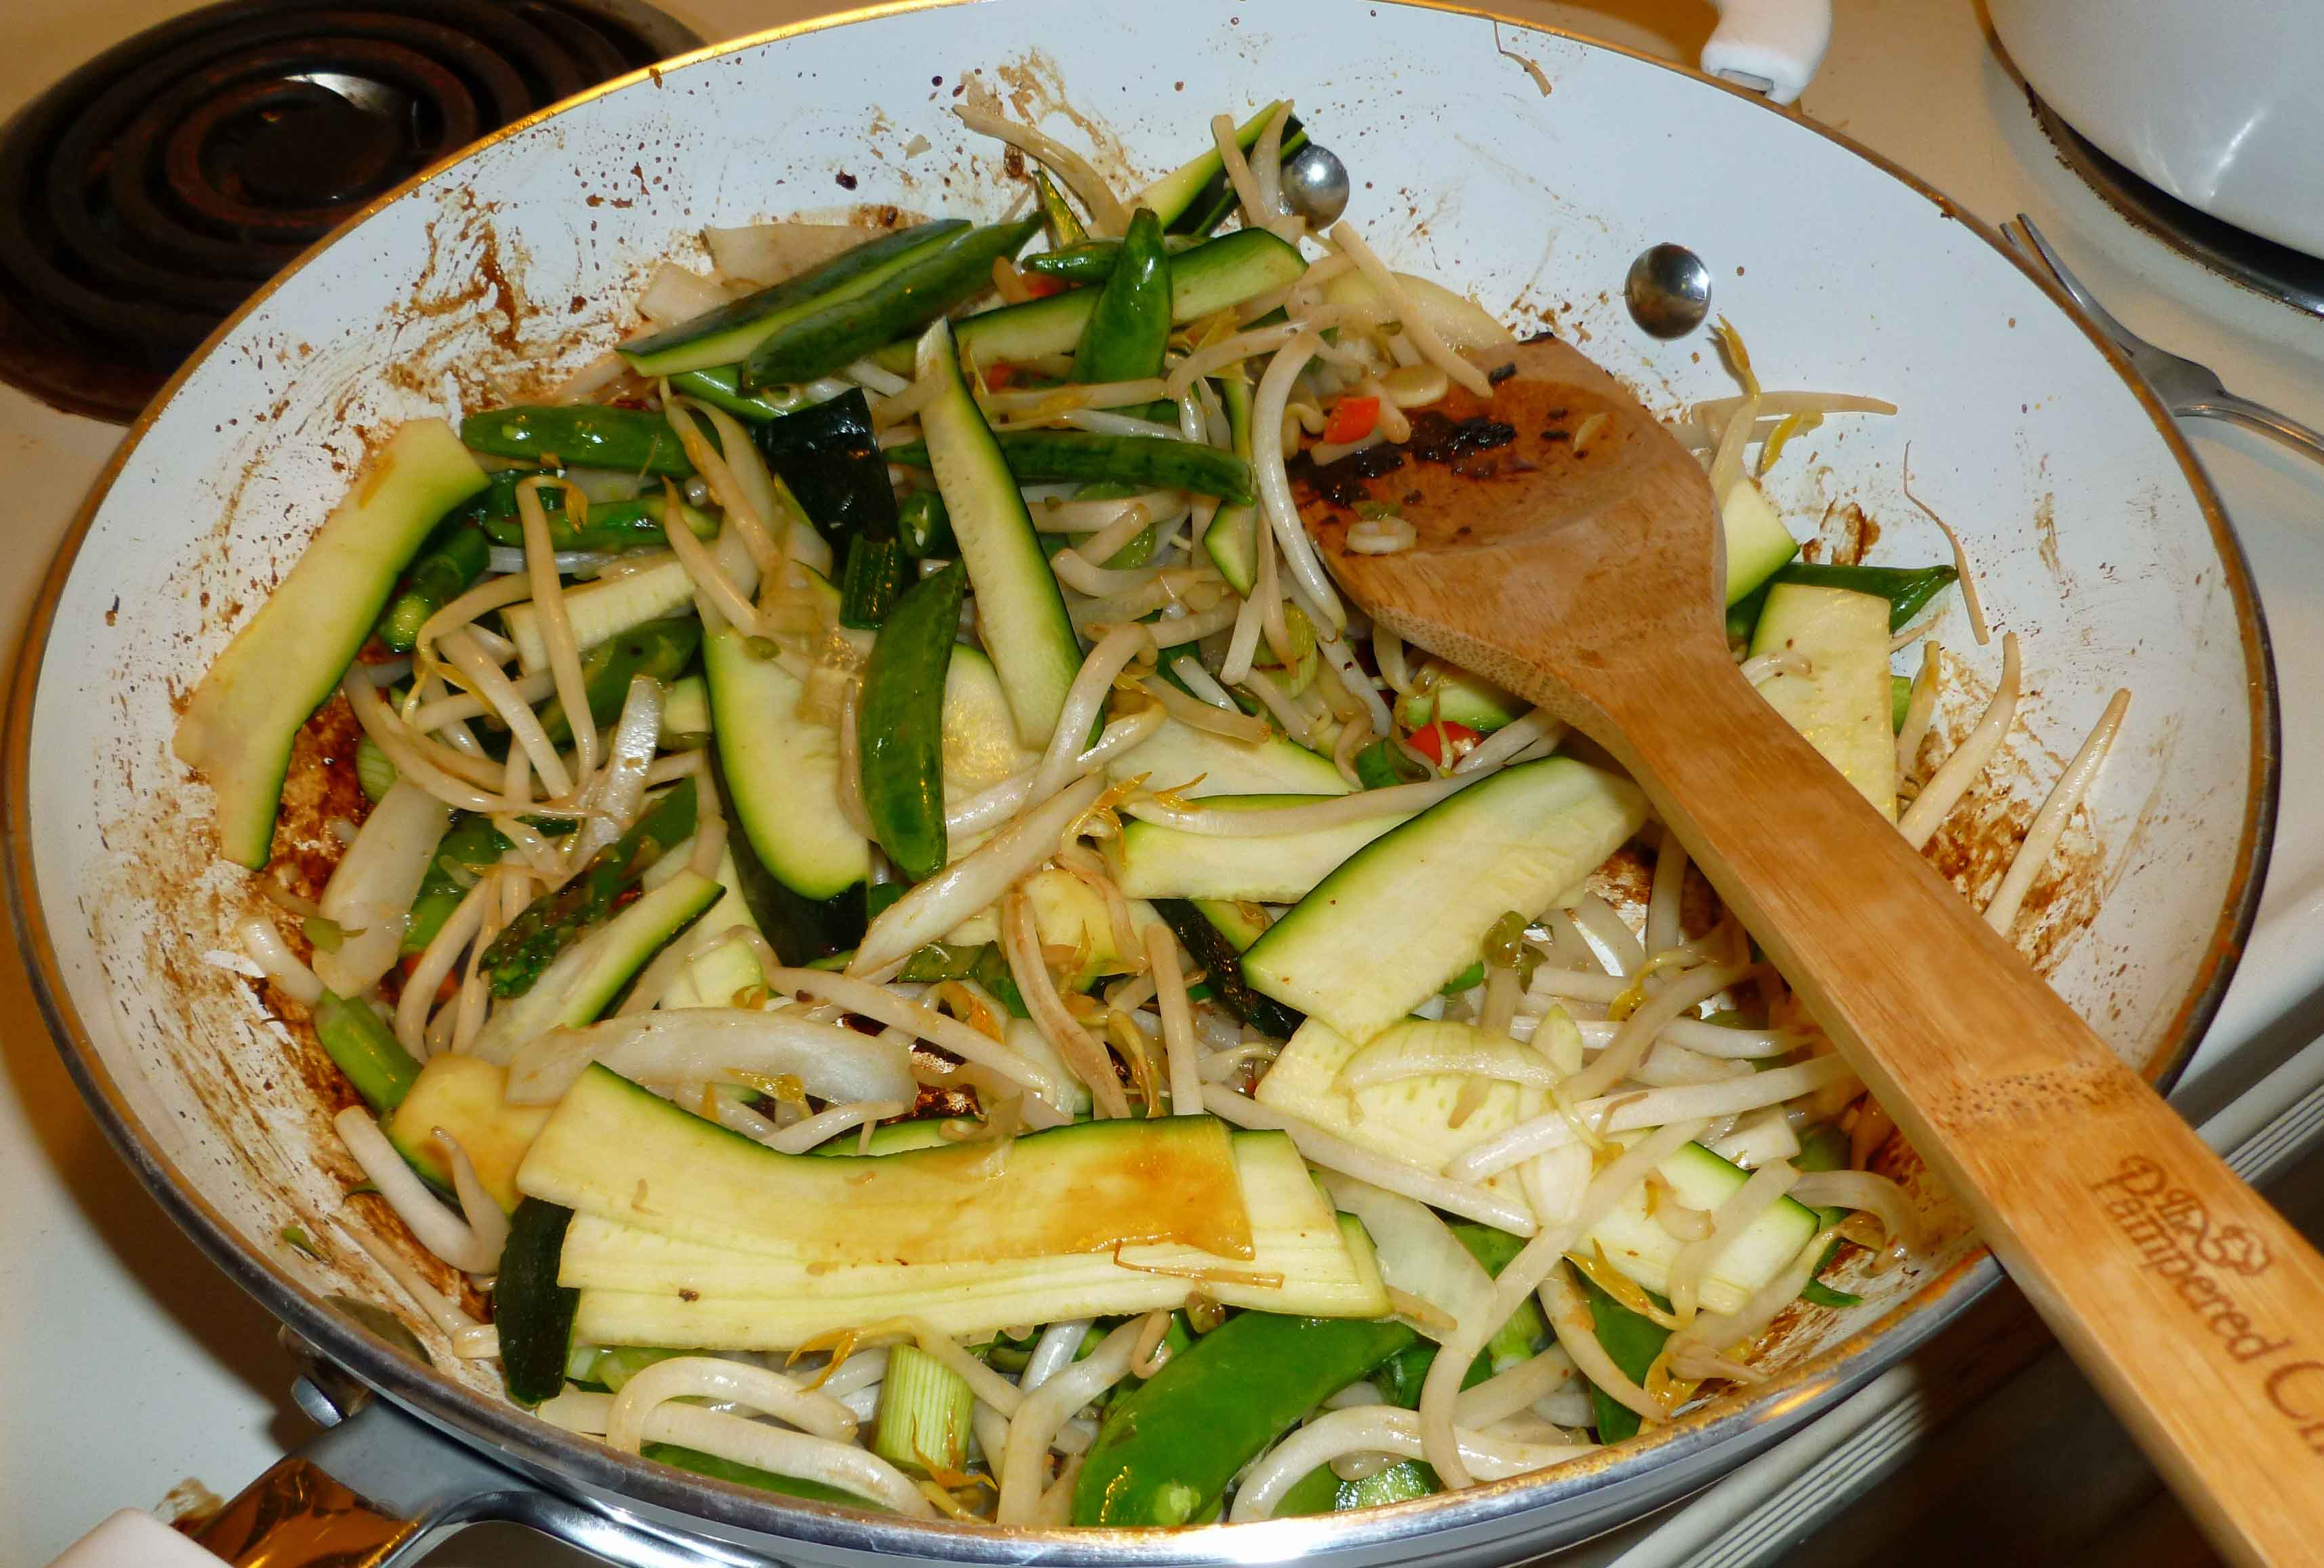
[[1590, 649, 2324, 1567]]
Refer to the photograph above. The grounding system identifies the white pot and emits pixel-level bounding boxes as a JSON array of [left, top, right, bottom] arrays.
[[1990, 0, 2324, 257]]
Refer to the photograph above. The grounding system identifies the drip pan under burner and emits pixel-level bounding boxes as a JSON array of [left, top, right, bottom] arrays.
[[0, 0, 703, 423], [2035, 97, 2324, 323]]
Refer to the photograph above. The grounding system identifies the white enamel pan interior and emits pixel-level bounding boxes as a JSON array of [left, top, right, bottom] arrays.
[[4, 0, 2273, 1560]]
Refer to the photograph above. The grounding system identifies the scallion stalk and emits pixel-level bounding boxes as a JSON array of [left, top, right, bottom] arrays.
[[873, 1342, 974, 1476]]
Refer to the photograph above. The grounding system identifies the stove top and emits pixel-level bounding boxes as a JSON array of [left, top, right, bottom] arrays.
[[0, 0, 700, 423], [2033, 96, 2324, 323]]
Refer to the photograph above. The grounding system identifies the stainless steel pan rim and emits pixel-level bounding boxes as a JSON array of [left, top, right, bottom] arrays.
[[1, 0, 2278, 1556]]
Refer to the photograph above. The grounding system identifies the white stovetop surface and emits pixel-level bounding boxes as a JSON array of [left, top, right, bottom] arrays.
[[4, 1, 2321, 1562]]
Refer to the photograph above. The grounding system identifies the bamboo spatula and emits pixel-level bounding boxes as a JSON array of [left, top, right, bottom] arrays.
[[1302, 337, 2324, 1567]]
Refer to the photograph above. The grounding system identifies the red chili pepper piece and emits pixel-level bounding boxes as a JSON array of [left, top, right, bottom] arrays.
[[1322, 395, 1381, 445], [1408, 718, 1480, 766]]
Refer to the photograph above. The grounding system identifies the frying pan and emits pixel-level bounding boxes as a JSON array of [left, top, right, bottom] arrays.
[[9, 0, 2273, 1561]]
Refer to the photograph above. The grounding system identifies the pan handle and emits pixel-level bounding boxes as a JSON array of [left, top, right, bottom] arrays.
[[46, 1395, 767, 1568]]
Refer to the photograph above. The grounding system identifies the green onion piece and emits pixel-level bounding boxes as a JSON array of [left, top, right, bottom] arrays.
[[302, 915, 346, 953], [354, 734, 399, 802], [1252, 602, 1318, 696], [873, 1342, 975, 1477], [280, 1224, 320, 1260]]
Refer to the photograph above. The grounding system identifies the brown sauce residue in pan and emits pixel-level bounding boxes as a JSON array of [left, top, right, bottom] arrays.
[[267, 694, 374, 905]]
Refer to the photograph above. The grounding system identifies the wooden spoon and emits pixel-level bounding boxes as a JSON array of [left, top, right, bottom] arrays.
[[1302, 337, 2324, 1567]]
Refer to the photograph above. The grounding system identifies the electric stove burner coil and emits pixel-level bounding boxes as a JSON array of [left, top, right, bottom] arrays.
[[0, 0, 701, 423]]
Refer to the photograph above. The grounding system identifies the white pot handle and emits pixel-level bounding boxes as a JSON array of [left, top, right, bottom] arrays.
[[1700, 0, 1831, 104]]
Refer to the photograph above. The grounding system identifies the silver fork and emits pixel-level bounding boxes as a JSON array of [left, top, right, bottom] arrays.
[[2004, 213, 2324, 469]]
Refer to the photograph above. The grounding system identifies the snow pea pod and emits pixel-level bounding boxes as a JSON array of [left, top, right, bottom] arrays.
[[1073, 1312, 1415, 1527], [477, 494, 718, 552], [1022, 241, 1120, 284], [1354, 737, 1430, 791], [739, 218, 1043, 392], [886, 430, 1253, 501], [643, 1443, 890, 1511], [1070, 208, 1176, 424], [460, 405, 705, 478], [1576, 1272, 1671, 1443], [857, 560, 966, 880], [1277, 1458, 1438, 1516], [669, 367, 818, 423], [1072, 207, 1173, 388]]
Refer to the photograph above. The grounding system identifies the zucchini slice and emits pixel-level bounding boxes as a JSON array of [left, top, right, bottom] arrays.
[[660, 674, 711, 744], [519, 1065, 1253, 1265], [1108, 714, 1350, 798], [1132, 101, 1294, 229], [939, 229, 1306, 371], [742, 219, 1042, 392], [383, 1054, 552, 1212], [571, 1211, 1386, 1352], [1115, 793, 1415, 903], [556, 1128, 1387, 1348], [1393, 661, 1529, 737], [174, 419, 488, 867], [703, 621, 872, 899], [917, 319, 1083, 746], [1201, 373, 1262, 592], [1243, 758, 1648, 1042], [1748, 583, 1897, 820], [1588, 1139, 1821, 1314], [1189, 896, 1270, 952], [620, 220, 966, 378], [1256, 1017, 1554, 1183], [940, 644, 1044, 804], [1721, 477, 1802, 606], [497, 1198, 581, 1405]]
